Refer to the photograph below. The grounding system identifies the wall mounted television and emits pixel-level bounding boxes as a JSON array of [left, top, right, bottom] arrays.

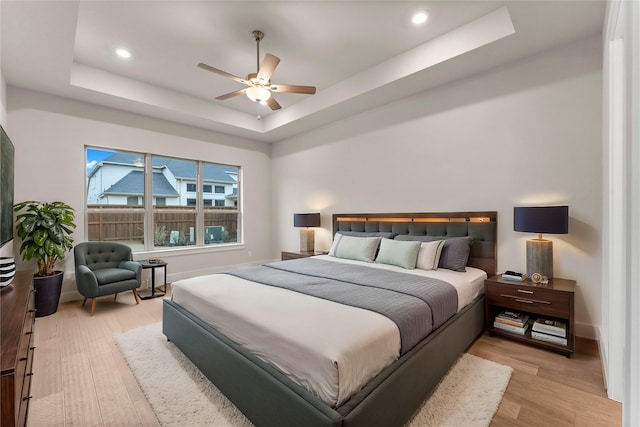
[[0, 125, 15, 248]]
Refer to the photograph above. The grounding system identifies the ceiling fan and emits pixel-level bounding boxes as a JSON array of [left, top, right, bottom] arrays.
[[197, 30, 316, 111]]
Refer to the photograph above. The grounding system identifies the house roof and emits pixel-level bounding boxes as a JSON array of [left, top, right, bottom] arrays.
[[99, 152, 237, 183], [102, 170, 179, 197]]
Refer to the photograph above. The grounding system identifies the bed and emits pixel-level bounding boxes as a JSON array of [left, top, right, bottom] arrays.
[[162, 211, 497, 427]]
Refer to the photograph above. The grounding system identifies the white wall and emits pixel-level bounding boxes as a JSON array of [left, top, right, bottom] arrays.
[[272, 36, 603, 338], [7, 87, 272, 302]]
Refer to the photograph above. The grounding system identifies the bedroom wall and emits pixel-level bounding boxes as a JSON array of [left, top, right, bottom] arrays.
[[7, 87, 272, 302], [271, 35, 603, 338]]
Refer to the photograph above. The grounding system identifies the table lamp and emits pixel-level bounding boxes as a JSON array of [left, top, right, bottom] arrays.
[[514, 206, 568, 278], [293, 213, 320, 252]]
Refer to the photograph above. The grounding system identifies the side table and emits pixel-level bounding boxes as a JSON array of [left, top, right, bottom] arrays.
[[138, 259, 168, 300]]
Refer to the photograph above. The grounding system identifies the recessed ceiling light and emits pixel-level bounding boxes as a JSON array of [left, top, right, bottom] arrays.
[[412, 11, 429, 25], [116, 48, 132, 59]]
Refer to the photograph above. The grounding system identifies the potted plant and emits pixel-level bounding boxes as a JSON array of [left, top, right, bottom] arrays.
[[13, 200, 76, 317]]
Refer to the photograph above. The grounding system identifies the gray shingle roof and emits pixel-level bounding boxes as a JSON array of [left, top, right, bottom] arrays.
[[100, 152, 237, 183], [102, 170, 179, 196]]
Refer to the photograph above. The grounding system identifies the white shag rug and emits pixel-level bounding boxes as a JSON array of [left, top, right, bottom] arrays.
[[115, 323, 512, 427]]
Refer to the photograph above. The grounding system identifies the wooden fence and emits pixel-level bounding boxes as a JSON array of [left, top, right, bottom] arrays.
[[87, 205, 238, 245]]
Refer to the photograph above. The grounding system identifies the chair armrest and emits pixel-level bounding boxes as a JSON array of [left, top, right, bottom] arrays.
[[120, 261, 142, 283], [76, 264, 99, 298]]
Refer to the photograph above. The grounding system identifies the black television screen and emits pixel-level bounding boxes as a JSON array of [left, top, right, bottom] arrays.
[[0, 125, 15, 248]]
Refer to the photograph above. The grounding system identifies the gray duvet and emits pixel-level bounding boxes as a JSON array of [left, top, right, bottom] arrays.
[[226, 258, 458, 354]]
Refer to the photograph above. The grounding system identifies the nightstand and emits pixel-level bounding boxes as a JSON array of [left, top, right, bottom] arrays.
[[281, 250, 327, 260], [485, 275, 576, 357]]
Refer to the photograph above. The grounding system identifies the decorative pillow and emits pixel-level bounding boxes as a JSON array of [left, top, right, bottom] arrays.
[[375, 238, 421, 269], [415, 240, 445, 271], [328, 233, 343, 256], [331, 235, 381, 263], [438, 237, 473, 272]]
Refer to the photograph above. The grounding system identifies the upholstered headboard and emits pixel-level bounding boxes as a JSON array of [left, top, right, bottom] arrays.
[[332, 211, 497, 277]]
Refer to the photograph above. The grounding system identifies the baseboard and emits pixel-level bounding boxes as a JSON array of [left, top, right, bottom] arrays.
[[575, 320, 598, 340]]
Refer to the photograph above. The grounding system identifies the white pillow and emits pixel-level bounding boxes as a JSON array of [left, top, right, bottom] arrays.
[[328, 233, 343, 256], [375, 238, 421, 269], [416, 240, 445, 270], [330, 235, 381, 263]]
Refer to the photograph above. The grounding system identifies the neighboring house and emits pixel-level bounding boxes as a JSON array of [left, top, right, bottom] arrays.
[[87, 152, 238, 207]]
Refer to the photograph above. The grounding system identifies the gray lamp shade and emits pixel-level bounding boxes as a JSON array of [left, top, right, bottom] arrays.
[[514, 206, 568, 235], [293, 213, 320, 228]]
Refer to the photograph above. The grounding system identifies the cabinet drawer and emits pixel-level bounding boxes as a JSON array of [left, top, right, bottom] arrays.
[[486, 283, 571, 318]]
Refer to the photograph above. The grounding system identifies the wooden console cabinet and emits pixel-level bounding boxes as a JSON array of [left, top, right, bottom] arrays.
[[1, 270, 36, 426]]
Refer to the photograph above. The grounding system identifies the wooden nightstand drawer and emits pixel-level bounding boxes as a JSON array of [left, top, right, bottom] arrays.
[[486, 283, 570, 318]]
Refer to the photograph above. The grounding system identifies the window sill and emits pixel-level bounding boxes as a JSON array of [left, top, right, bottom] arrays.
[[134, 242, 246, 258]]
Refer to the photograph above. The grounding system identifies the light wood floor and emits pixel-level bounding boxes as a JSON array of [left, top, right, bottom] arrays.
[[28, 289, 621, 426]]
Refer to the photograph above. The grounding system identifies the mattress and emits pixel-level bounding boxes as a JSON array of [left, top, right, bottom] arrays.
[[170, 256, 486, 407]]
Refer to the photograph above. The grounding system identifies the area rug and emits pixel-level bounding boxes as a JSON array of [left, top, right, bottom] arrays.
[[115, 323, 512, 427]]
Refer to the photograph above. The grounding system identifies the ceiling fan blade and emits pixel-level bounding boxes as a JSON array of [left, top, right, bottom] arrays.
[[197, 63, 249, 85], [215, 88, 247, 100], [270, 84, 316, 95], [266, 96, 281, 110], [257, 54, 280, 82]]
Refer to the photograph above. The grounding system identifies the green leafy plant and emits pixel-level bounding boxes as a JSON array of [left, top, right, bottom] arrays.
[[13, 201, 76, 277]]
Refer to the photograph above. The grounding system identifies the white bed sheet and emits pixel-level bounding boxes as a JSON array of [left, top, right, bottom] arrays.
[[170, 257, 486, 407]]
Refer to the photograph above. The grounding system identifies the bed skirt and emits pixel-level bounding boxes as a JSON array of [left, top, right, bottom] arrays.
[[162, 294, 485, 427]]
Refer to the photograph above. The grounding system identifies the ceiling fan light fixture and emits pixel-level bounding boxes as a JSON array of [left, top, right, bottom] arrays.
[[246, 85, 271, 103]]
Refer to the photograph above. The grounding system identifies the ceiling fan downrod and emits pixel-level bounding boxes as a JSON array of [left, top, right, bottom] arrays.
[[252, 30, 264, 73]]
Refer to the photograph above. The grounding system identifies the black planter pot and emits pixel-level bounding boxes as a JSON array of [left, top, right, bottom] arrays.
[[33, 271, 63, 317]]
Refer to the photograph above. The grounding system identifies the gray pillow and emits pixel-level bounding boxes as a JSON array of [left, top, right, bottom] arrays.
[[375, 238, 421, 269], [331, 235, 381, 263], [438, 237, 473, 272]]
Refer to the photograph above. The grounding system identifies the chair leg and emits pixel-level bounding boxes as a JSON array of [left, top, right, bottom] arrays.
[[133, 288, 140, 305], [82, 297, 87, 307], [114, 293, 118, 301], [90, 298, 97, 316]]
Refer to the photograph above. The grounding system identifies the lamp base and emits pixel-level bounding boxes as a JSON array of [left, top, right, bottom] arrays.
[[300, 228, 315, 252], [526, 239, 553, 279]]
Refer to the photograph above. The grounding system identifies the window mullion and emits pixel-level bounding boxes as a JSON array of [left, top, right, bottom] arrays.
[[144, 153, 154, 250], [197, 161, 205, 245]]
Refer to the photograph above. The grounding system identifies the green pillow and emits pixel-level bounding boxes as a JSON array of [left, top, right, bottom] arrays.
[[375, 238, 421, 269], [332, 235, 381, 263]]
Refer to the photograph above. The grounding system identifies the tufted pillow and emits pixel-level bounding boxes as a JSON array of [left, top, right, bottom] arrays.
[[375, 238, 421, 269]]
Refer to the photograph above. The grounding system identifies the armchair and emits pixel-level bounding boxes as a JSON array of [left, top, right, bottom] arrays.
[[74, 242, 142, 315]]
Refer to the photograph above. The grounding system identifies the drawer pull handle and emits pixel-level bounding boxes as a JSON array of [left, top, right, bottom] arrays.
[[515, 298, 533, 304], [27, 373, 33, 377], [28, 309, 36, 313], [500, 294, 552, 304], [517, 289, 534, 294], [25, 331, 33, 335], [19, 357, 27, 362], [30, 346, 36, 351], [23, 396, 32, 401]]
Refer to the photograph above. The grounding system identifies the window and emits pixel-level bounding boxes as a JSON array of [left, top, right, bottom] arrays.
[[86, 147, 240, 251]]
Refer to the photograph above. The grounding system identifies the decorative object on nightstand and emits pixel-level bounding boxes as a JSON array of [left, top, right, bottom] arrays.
[[514, 205, 568, 278], [293, 212, 320, 252]]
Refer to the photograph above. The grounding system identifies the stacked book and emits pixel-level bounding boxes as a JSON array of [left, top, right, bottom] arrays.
[[502, 271, 527, 282], [531, 318, 567, 346], [493, 310, 530, 335]]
